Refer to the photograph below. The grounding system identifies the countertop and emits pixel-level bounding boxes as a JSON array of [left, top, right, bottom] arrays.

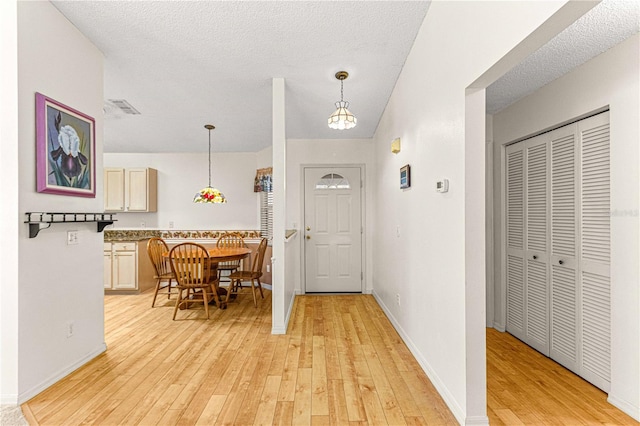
[[105, 229, 297, 242], [104, 229, 262, 242]]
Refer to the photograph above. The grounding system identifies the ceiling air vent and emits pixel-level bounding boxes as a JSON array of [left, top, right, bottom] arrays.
[[105, 99, 141, 115]]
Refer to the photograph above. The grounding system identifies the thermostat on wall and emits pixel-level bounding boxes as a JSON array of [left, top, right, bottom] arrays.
[[436, 178, 449, 193]]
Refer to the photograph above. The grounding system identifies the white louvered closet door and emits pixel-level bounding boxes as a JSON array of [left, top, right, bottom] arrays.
[[578, 112, 611, 392], [549, 125, 580, 374], [505, 111, 610, 393], [524, 136, 550, 355], [506, 143, 526, 341]]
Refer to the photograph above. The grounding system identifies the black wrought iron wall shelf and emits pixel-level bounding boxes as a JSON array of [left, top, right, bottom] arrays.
[[25, 212, 117, 238]]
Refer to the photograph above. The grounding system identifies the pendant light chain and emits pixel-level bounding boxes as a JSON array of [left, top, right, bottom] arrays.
[[194, 124, 226, 203], [327, 70, 357, 130], [208, 127, 212, 187]]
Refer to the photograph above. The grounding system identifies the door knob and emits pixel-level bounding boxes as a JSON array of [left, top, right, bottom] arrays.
[[306, 226, 311, 231], [559, 260, 564, 265], [306, 235, 311, 240]]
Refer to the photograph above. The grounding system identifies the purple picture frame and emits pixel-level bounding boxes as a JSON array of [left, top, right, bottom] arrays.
[[36, 93, 96, 197]]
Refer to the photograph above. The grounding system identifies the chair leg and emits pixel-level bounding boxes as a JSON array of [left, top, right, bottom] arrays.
[[151, 278, 161, 307], [256, 278, 264, 299], [209, 281, 222, 308], [167, 278, 173, 299], [250, 279, 258, 308], [173, 288, 183, 320], [202, 287, 210, 319], [225, 279, 235, 304]]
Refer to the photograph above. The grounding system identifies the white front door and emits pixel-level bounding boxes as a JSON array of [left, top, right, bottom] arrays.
[[304, 167, 363, 293]]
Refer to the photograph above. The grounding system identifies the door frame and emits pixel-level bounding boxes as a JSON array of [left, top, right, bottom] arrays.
[[300, 164, 366, 294]]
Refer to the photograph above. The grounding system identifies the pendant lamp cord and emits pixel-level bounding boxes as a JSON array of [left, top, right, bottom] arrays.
[[340, 78, 344, 102], [208, 128, 212, 187]]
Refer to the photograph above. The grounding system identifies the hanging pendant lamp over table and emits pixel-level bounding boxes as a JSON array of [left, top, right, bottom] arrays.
[[193, 124, 227, 204], [328, 71, 357, 130]]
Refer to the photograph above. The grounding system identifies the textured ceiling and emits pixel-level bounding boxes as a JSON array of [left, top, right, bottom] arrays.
[[51, 1, 431, 153], [487, 0, 640, 114], [51, 1, 639, 153]]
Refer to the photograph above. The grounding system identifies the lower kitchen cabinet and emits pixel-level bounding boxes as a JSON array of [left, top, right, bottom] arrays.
[[104, 240, 155, 293]]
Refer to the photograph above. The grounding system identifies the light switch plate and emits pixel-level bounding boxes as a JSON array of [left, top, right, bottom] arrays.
[[67, 231, 79, 245]]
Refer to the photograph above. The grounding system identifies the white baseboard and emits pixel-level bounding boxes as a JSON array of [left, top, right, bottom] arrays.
[[0, 395, 18, 405], [465, 415, 490, 425], [493, 322, 506, 332], [608, 394, 640, 422], [372, 290, 466, 425], [271, 290, 300, 334], [18, 343, 107, 404]]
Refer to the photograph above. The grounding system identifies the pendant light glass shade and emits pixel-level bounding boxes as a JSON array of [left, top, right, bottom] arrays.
[[194, 186, 226, 203], [328, 71, 357, 130], [193, 124, 226, 204], [328, 100, 357, 130]]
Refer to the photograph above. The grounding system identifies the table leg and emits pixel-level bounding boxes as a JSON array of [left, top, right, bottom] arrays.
[[207, 264, 227, 309]]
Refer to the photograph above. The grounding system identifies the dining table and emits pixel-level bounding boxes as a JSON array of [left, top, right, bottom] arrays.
[[164, 246, 252, 309]]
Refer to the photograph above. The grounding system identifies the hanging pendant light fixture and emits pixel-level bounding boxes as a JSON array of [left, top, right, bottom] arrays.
[[328, 71, 357, 130], [193, 124, 227, 204]]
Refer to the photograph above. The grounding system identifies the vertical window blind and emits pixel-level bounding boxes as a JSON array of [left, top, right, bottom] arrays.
[[260, 191, 273, 243]]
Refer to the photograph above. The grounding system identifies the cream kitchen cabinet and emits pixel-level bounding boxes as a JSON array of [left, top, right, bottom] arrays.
[[104, 241, 155, 293], [104, 168, 158, 212]]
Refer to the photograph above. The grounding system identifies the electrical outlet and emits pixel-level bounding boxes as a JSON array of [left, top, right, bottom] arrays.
[[266, 264, 271, 273], [396, 225, 401, 238], [169, 221, 174, 229], [67, 321, 74, 338], [396, 293, 401, 306], [67, 231, 79, 245]]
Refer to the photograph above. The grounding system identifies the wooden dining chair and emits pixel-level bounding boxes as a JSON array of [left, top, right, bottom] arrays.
[[227, 238, 268, 307], [169, 242, 220, 320], [216, 232, 247, 284], [147, 237, 177, 307]]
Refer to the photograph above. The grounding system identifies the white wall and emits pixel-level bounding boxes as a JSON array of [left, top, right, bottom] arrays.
[[272, 78, 288, 334], [16, 1, 105, 402], [256, 146, 272, 169], [369, 1, 585, 423], [0, 0, 20, 405], [492, 33, 640, 420], [286, 138, 374, 294], [104, 152, 260, 230]]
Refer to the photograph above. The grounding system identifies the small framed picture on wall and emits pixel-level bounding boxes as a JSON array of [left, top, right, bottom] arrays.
[[400, 164, 411, 189]]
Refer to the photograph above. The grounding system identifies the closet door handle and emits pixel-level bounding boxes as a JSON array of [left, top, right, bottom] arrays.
[[558, 260, 564, 265], [532, 255, 538, 260]]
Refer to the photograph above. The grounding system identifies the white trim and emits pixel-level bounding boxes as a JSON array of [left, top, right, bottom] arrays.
[[272, 290, 300, 334], [300, 164, 366, 294], [372, 290, 465, 425], [486, 137, 495, 327], [17, 343, 106, 404], [0, 396, 18, 406], [493, 322, 506, 333], [465, 415, 490, 425], [607, 394, 640, 422]]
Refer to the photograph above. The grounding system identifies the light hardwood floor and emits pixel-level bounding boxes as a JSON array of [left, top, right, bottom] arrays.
[[486, 328, 638, 425], [22, 291, 456, 425], [21, 290, 637, 425]]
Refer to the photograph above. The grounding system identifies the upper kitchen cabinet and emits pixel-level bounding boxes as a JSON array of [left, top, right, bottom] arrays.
[[104, 168, 158, 212]]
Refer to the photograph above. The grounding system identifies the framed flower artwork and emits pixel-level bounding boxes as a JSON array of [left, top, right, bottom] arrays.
[[36, 93, 96, 197]]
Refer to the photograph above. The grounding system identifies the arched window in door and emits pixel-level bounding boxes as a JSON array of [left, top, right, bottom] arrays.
[[315, 173, 351, 189]]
